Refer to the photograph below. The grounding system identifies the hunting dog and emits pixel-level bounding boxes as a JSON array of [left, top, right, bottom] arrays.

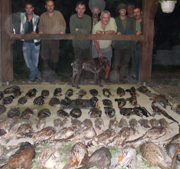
[[71, 57, 110, 88]]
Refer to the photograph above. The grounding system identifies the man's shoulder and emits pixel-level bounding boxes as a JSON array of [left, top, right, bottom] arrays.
[[83, 14, 91, 20], [70, 14, 77, 19], [40, 12, 47, 18], [93, 21, 101, 29], [54, 10, 64, 16]]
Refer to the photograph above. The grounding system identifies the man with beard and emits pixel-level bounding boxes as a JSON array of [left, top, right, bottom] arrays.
[[70, 1, 92, 58], [38, 0, 66, 79], [112, 3, 136, 81]]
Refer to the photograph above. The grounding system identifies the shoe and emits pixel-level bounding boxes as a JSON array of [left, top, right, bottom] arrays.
[[35, 76, 42, 82]]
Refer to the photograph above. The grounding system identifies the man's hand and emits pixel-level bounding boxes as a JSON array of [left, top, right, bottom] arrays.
[[60, 32, 65, 34], [98, 51, 103, 57], [96, 30, 104, 34], [136, 31, 142, 35], [117, 32, 122, 35], [75, 28, 79, 32], [39, 31, 43, 34], [31, 32, 37, 34]]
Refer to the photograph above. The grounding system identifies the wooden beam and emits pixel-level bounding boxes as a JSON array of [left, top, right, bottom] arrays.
[[0, 0, 13, 82], [139, 0, 156, 82], [10, 34, 144, 41]]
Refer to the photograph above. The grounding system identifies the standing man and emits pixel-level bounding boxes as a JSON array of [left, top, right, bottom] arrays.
[[38, 0, 66, 75], [70, 1, 92, 58], [127, 3, 135, 18], [132, 7, 143, 81], [112, 3, 136, 81], [92, 10, 117, 65], [89, 0, 106, 25], [20, 2, 41, 82]]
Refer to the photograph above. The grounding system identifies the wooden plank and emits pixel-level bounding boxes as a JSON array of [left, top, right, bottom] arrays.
[[10, 34, 144, 41], [139, 0, 156, 82], [0, 0, 13, 82]]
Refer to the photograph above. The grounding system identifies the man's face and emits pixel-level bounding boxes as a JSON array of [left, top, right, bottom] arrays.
[[92, 7, 99, 18], [45, 1, 55, 13], [101, 13, 110, 25], [134, 8, 142, 20], [76, 4, 86, 18], [127, 4, 134, 16], [25, 4, 34, 15], [119, 9, 127, 17]]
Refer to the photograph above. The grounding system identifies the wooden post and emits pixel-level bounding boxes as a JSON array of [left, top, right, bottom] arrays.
[[139, 0, 157, 82], [0, 0, 13, 82]]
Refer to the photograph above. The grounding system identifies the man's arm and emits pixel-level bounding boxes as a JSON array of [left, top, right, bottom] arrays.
[[59, 12, 66, 34], [38, 15, 44, 34], [77, 16, 92, 34], [70, 16, 78, 34]]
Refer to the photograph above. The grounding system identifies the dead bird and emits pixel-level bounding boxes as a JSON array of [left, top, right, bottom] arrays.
[[120, 108, 133, 117], [117, 87, 125, 97], [53, 88, 62, 97], [49, 97, 60, 106], [82, 119, 93, 129], [94, 117, 104, 131], [3, 95, 14, 105], [15, 123, 33, 138], [126, 87, 138, 97], [63, 142, 88, 169], [36, 118, 46, 130], [119, 118, 128, 128], [7, 108, 20, 118], [115, 98, 126, 108], [111, 147, 137, 169], [18, 96, 28, 105], [21, 108, 34, 120], [137, 86, 150, 94], [140, 142, 169, 169], [89, 97, 98, 107], [60, 97, 72, 107], [132, 107, 151, 117], [129, 119, 139, 133], [88, 108, 102, 118], [103, 99, 112, 107], [152, 102, 179, 124], [3, 85, 20, 94], [87, 129, 115, 147], [110, 127, 133, 147], [0, 118, 15, 133], [65, 89, 73, 97], [31, 126, 56, 144], [152, 94, 170, 108], [150, 118, 160, 128], [78, 89, 87, 98], [126, 96, 137, 106], [70, 108, 82, 118], [38, 108, 51, 119], [104, 107, 115, 118], [41, 89, 50, 97], [103, 88, 112, 98], [138, 119, 150, 128], [127, 127, 167, 144], [2, 142, 35, 169], [57, 109, 69, 118], [159, 118, 171, 130], [0, 91, 4, 100], [36, 147, 61, 169], [33, 96, 44, 105], [109, 118, 118, 130], [89, 89, 98, 97], [26, 88, 37, 98], [53, 118, 62, 129], [71, 119, 82, 130], [78, 147, 111, 169]]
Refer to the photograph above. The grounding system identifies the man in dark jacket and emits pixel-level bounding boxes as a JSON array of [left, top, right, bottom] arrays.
[[112, 3, 136, 81]]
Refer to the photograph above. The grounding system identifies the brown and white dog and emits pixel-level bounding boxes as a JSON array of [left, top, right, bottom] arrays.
[[71, 57, 110, 88]]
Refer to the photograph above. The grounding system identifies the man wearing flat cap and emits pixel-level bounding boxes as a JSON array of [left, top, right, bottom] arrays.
[[112, 3, 136, 81]]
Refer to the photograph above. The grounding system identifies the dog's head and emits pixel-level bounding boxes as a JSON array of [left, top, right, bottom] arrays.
[[99, 57, 110, 69]]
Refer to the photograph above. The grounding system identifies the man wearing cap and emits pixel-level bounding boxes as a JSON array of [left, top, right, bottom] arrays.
[[112, 3, 136, 80], [89, 0, 105, 26]]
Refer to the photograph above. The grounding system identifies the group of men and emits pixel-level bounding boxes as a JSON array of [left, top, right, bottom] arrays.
[[18, 0, 142, 82]]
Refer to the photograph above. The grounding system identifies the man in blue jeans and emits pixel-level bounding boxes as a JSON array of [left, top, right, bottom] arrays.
[[20, 2, 41, 82]]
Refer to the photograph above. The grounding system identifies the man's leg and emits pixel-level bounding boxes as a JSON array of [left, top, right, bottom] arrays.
[[31, 43, 41, 79], [22, 42, 36, 81], [49, 40, 60, 71], [41, 40, 50, 70]]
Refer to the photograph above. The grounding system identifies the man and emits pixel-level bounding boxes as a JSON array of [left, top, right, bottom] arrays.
[[112, 3, 136, 81], [70, 1, 92, 58], [127, 3, 135, 18], [38, 0, 66, 74], [132, 7, 143, 81], [20, 2, 41, 82], [89, 0, 106, 25], [92, 10, 117, 79]]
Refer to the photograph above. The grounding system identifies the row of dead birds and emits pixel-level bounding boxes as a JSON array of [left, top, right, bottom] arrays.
[[0, 123, 179, 169]]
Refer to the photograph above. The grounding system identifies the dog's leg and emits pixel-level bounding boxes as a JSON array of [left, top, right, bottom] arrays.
[[75, 71, 82, 88], [72, 71, 77, 87]]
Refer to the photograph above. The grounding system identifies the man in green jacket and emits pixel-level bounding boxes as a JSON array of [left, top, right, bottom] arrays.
[[112, 3, 136, 80], [70, 1, 92, 58]]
